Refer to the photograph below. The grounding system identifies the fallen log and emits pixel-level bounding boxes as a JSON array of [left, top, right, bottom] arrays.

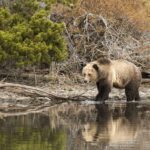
[[0, 82, 89, 102], [0, 82, 92, 114]]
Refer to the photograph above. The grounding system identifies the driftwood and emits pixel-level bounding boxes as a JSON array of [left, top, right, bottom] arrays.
[[0, 82, 92, 115], [0, 82, 89, 102]]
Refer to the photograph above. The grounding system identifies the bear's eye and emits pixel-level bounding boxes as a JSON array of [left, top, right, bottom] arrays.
[[83, 73, 86, 76], [88, 73, 91, 76]]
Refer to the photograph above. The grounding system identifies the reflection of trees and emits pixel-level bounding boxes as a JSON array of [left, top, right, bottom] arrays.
[[0, 103, 96, 150], [0, 114, 67, 150]]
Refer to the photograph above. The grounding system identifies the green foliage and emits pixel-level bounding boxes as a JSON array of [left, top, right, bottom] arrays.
[[57, 0, 77, 5], [0, 0, 68, 68]]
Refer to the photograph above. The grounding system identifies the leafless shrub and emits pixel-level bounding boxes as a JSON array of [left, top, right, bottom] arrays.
[[66, 13, 148, 67], [50, 3, 149, 77]]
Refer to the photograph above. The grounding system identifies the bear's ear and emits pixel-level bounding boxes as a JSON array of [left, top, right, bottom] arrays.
[[80, 62, 86, 67], [97, 58, 111, 64], [79, 62, 86, 71], [93, 64, 99, 72]]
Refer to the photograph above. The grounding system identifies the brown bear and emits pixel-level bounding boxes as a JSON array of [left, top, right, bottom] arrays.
[[82, 58, 142, 101]]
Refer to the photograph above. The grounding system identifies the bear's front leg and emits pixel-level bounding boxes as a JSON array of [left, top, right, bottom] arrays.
[[96, 82, 111, 101]]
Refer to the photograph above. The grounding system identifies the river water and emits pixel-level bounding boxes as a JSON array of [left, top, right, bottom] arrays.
[[0, 100, 150, 150]]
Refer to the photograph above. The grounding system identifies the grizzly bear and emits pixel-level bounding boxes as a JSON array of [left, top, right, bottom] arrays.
[[82, 58, 142, 101]]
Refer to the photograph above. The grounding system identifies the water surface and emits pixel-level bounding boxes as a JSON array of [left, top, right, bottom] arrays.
[[0, 101, 150, 150]]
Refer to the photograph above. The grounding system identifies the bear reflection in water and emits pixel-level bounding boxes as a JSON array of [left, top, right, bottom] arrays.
[[82, 103, 139, 145]]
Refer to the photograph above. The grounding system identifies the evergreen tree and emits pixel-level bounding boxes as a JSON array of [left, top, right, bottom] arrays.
[[0, 0, 68, 68]]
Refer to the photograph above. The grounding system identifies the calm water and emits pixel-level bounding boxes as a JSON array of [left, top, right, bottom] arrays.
[[0, 101, 150, 150]]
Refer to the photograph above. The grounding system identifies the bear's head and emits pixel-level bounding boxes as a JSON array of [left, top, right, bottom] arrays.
[[82, 62, 99, 83], [82, 58, 111, 83]]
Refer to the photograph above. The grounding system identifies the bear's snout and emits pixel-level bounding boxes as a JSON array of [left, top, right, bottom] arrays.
[[84, 79, 91, 83], [84, 80, 88, 83]]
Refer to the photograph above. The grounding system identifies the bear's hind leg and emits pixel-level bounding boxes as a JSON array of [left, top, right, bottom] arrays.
[[135, 88, 140, 101], [125, 81, 140, 101], [125, 88, 136, 101]]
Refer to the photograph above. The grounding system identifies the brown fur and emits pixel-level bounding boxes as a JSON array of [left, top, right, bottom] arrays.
[[82, 58, 142, 101], [97, 58, 111, 65]]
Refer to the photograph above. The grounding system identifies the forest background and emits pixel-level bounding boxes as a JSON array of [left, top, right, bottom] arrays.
[[0, 0, 150, 85]]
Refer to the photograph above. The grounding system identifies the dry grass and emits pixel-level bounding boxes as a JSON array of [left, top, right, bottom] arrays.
[[77, 0, 150, 31]]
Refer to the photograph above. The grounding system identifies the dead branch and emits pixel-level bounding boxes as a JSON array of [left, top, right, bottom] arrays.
[[56, 11, 149, 73], [0, 82, 89, 102]]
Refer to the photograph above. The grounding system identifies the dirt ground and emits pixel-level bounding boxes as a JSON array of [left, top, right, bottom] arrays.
[[0, 82, 149, 102], [0, 76, 149, 115], [44, 82, 150, 100]]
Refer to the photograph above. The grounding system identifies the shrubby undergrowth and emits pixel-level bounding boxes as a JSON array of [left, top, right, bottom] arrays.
[[0, 0, 68, 68]]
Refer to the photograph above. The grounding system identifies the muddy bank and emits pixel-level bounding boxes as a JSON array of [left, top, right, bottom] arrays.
[[0, 80, 149, 115]]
